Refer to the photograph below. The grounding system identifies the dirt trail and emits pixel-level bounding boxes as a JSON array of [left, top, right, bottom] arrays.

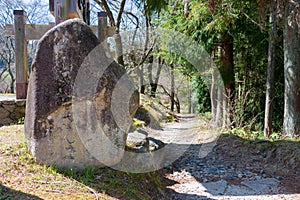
[[148, 115, 300, 200], [0, 116, 299, 199]]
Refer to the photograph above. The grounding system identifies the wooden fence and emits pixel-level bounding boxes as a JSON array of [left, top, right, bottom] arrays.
[[6, 11, 114, 99]]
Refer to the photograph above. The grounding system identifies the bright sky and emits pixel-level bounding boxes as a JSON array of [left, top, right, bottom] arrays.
[[20, 0, 142, 27], [23, 0, 47, 3], [21, 0, 55, 23], [23, 0, 46, 4]]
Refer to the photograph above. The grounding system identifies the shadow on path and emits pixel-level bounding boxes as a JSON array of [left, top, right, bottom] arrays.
[[154, 115, 300, 199], [0, 183, 42, 199]]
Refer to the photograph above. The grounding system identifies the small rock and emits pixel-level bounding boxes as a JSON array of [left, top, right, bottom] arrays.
[[262, 174, 267, 178], [225, 174, 234, 179], [148, 137, 165, 151], [259, 153, 267, 158], [136, 146, 148, 153], [202, 180, 227, 195], [254, 175, 262, 180], [126, 130, 148, 148], [241, 178, 280, 194]]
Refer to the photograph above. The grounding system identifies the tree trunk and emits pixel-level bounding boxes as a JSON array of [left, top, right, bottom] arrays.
[[114, 33, 124, 66], [214, 46, 224, 126], [183, 0, 189, 19], [170, 64, 175, 112], [139, 65, 145, 94], [264, 0, 277, 138], [222, 90, 229, 128], [283, 0, 300, 137], [148, 55, 154, 97], [175, 95, 180, 113], [85, 0, 90, 25], [188, 77, 193, 114], [215, 85, 223, 127], [151, 56, 163, 97], [80, 0, 90, 25], [219, 33, 235, 127], [7, 63, 14, 93], [98, 0, 126, 66], [211, 52, 218, 123]]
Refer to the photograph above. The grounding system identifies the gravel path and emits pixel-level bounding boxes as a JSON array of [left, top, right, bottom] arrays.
[[149, 115, 300, 200]]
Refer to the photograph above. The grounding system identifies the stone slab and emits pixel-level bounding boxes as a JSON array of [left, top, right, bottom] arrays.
[[224, 185, 257, 196], [203, 180, 228, 195], [241, 178, 280, 194], [25, 19, 138, 169]]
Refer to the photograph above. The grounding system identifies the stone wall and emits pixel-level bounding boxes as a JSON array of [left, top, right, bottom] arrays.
[[0, 100, 26, 126]]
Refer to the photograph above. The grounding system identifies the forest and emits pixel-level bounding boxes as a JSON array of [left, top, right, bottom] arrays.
[[174, 0, 295, 138], [0, 0, 299, 137], [98, 0, 300, 139], [113, 0, 300, 137]]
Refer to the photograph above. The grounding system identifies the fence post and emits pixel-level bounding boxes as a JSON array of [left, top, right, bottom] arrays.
[[54, 0, 60, 24], [98, 11, 107, 43], [62, 0, 69, 21], [14, 10, 28, 100], [54, 0, 69, 25], [86, 0, 91, 25]]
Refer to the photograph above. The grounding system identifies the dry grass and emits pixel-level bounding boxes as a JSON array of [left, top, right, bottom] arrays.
[[0, 125, 164, 200]]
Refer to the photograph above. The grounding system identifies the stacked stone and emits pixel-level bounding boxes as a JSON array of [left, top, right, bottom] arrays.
[[0, 100, 26, 126]]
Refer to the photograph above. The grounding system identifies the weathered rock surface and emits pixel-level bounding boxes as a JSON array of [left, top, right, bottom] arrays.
[[241, 178, 280, 194], [25, 19, 139, 169], [126, 129, 165, 153], [126, 130, 148, 151]]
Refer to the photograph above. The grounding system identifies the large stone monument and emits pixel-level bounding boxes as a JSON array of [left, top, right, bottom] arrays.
[[25, 19, 138, 169]]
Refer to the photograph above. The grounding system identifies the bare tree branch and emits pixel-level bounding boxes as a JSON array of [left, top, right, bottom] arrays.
[[95, 0, 116, 26], [116, 0, 126, 31]]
